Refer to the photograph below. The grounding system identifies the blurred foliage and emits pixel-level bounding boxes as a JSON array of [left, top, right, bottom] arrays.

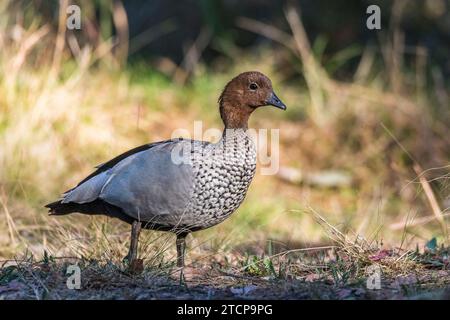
[[6, 1, 450, 80]]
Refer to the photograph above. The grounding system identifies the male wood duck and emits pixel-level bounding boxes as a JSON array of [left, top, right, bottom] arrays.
[[46, 71, 286, 270]]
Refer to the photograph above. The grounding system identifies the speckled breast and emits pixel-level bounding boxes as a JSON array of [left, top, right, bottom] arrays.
[[181, 130, 257, 230]]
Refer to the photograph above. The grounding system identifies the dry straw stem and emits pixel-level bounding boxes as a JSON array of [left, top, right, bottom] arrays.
[[384, 0, 407, 93], [390, 213, 450, 231], [381, 123, 448, 240], [302, 207, 372, 260], [284, 4, 331, 121], [174, 27, 212, 85], [301, 207, 423, 276], [49, 0, 68, 81], [234, 243, 335, 273], [112, 0, 129, 67], [0, 188, 21, 246], [413, 163, 447, 237]]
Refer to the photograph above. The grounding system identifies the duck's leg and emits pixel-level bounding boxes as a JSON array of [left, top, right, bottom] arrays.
[[176, 232, 188, 267], [124, 220, 142, 263], [176, 232, 188, 284]]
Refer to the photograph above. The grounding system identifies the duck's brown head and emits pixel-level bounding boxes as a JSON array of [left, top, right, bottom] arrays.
[[219, 71, 286, 129]]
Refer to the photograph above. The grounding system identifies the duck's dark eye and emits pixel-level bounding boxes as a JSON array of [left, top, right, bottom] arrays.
[[249, 83, 258, 90]]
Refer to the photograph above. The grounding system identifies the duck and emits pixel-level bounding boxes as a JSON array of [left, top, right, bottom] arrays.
[[46, 71, 286, 270]]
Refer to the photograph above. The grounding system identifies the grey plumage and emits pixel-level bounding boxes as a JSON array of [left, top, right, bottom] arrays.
[[56, 130, 256, 232], [46, 71, 286, 270]]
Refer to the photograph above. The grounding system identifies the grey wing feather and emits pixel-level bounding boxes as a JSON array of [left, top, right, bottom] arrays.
[[99, 142, 197, 222], [61, 139, 206, 224], [61, 171, 110, 204]]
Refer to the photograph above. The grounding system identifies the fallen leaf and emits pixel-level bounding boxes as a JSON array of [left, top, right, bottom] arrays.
[[369, 249, 392, 261], [426, 237, 437, 251]]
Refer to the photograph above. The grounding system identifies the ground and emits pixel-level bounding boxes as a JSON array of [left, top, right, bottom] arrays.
[[1, 245, 449, 300]]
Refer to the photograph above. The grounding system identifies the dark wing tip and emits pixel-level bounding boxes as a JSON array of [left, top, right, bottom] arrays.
[[45, 200, 63, 215]]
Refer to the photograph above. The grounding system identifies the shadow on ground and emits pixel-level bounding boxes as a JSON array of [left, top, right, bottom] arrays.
[[1, 255, 449, 300]]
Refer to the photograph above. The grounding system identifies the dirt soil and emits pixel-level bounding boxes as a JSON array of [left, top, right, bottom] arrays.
[[1, 257, 449, 300]]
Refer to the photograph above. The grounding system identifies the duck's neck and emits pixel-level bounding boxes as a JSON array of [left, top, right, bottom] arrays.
[[221, 127, 249, 140], [220, 101, 252, 130], [218, 128, 254, 157]]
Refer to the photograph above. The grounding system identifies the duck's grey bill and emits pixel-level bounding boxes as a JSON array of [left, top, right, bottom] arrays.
[[266, 92, 286, 110]]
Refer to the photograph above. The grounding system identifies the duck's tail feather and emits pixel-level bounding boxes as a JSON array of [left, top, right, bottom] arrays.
[[45, 199, 136, 225], [45, 200, 84, 215], [45, 199, 107, 216]]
